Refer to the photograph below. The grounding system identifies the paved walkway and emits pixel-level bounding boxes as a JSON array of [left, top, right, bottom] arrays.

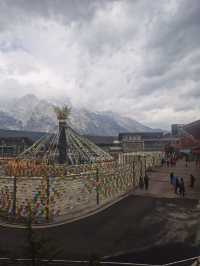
[[134, 160, 200, 199]]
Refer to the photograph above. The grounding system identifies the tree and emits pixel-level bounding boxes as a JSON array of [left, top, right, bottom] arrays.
[[25, 213, 62, 266]]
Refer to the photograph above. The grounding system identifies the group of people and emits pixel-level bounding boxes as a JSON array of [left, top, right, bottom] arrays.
[[161, 156, 178, 168], [170, 172, 196, 197], [185, 156, 191, 168], [139, 174, 149, 190]]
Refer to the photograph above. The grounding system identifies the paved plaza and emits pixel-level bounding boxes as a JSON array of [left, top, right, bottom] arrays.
[[135, 160, 200, 200]]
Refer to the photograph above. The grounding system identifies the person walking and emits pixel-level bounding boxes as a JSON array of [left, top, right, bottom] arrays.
[[173, 157, 177, 167], [139, 176, 144, 189], [161, 158, 165, 167], [175, 176, 180, 194], [167, 159, 170, 168], [170, 172, 174, 185], [144, 174, 149, 190], [185, 156, 189, 168], [190, 174, 196, 188], [170, 157, 174, 167], [179, 178, 185, 197]]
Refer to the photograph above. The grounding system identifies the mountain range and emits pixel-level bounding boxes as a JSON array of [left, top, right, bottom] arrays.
[[0, 94, 161, 136]]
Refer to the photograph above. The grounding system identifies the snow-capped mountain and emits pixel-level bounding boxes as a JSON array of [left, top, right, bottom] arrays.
[[0, 111, 23, 130], [0, 94, 159, 135]]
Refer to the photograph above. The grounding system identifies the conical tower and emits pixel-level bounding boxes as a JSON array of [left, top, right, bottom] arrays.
[[18, 106, 113, 165]]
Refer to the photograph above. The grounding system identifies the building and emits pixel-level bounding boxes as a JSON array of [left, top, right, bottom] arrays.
[[85, 135, 122, 159], [183, 120, 200, 141], [0, 128, 180, 158], [118, 133, 144, 152], [167, 120, 200, 155], [171, 124, 185, 136], [183, 120, 200, 156], [0, 129, 46, 157], [119, 132, 178, 152], [87, 132, 179, 153]]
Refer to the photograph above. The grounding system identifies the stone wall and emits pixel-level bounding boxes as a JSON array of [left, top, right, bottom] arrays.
[[0, 152, 162, 224]]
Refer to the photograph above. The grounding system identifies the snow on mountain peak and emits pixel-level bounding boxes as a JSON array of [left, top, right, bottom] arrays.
[[0, 94, 157, 135]]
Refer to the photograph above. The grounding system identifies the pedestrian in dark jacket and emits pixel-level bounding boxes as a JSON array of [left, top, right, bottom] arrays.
[[144, 174, 149, 190], [161, 158, 165, 167], [170, 172, 174, 184], [190, 174, 195, 188], [175, 177, 180, 194], [179, 178, 185, 197], [139, 176, 144, 189], [167, 160, 170, 167], [185, 157, 189, 168]]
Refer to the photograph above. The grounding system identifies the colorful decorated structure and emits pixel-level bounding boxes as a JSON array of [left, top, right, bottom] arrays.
[[18, 106, 113, 165], [0, 106, 163, 225]]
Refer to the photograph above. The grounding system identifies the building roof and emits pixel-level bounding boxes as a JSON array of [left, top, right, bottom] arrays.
[[144, 137, 178, 142], [119, 132, 164, 140], [85, 135, 118, 145]]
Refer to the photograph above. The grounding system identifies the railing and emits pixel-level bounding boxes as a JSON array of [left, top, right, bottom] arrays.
[[0, 256, 198, 266]]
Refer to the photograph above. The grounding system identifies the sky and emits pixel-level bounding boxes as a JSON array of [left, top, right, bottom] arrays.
[[0, 0, 200, 130]]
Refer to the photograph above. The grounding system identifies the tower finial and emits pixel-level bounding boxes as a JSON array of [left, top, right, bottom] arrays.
[[53, 105, 71, 121]]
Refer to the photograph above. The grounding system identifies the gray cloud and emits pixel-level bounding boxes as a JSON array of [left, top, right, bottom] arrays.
[[0, 0, 200, 130]]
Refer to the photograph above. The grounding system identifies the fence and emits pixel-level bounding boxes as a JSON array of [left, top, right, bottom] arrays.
[[0, 152, 163, 224]]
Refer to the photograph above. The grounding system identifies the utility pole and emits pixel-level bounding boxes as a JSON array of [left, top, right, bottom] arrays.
[[96, 168, 100, 205], [132, 160, 135, 187], [46, 176, 50, 221], [12, 176, 17, 218]]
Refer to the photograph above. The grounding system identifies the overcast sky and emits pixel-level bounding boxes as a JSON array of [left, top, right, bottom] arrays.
[[0, 0, 200, 129]]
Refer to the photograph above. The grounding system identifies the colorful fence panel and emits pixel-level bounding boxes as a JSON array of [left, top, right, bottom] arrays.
[[16, 177, 47, 222], [49, 172, 97, 219], [0, 177, 14, 217]]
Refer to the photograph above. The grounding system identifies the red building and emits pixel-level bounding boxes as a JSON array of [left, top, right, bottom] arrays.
[[183, 120, 200, 155]]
